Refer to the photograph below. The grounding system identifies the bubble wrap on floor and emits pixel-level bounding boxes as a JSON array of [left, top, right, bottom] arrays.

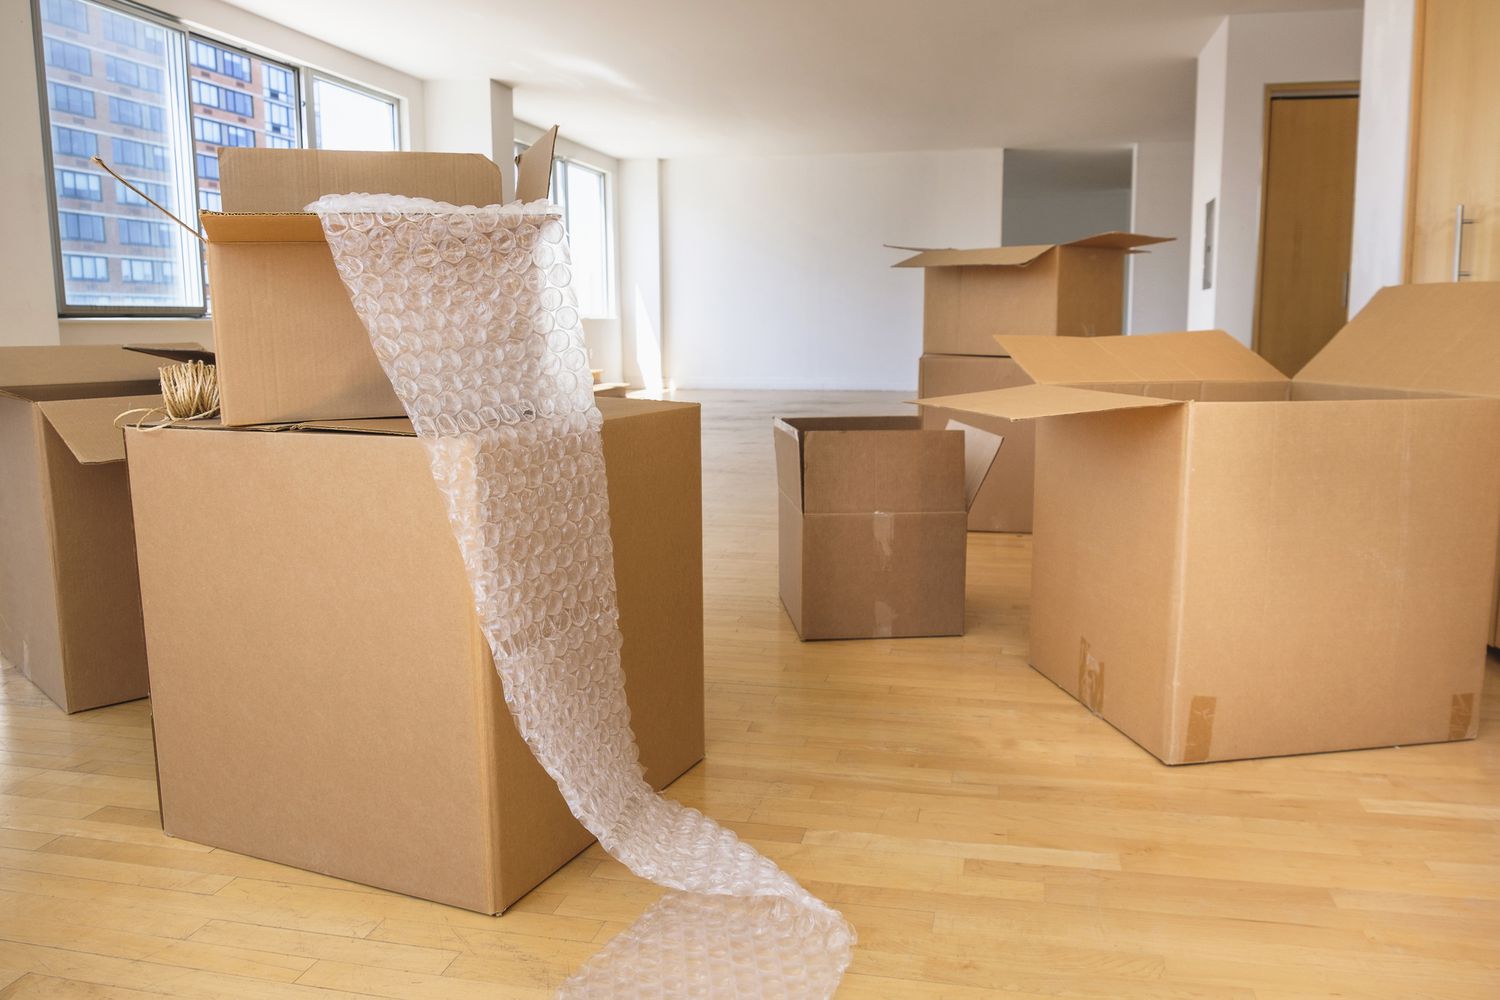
[[312, 195, 854, 997]]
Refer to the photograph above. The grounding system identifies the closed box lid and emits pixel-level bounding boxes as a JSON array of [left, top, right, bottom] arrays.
[[891, 232, 1172, 270]]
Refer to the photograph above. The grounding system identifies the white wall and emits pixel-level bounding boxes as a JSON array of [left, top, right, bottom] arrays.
[[1349, 0, 1417, 317], [1001, 150, 1133, 245], [1187, 9, 1364, 344], [618, 159, 665, 389], [660, 149, 1004, 390], [3, 0, 427, 348], [1128, 140, 1193, 333]]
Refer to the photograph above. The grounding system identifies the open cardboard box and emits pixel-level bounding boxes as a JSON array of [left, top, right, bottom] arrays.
[[0, 346, 188, 713], [917, 284, 1500, 763], [893, 232, 1172, 356], [125, 395, 704, 913], [774, 415, 1000, 640], [188, 130, 557, 427]]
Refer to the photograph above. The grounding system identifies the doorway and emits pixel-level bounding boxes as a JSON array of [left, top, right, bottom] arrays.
[[1252, 87, 1360, 376]]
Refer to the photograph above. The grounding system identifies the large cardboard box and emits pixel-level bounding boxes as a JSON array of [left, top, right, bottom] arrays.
[[894, 232, 1171, 355], [126, 397, 704, 913], [918, 284, 1500, 763], [0, 346, 171, 713], [773, 415, 998, 640], [200, 135, 556, 427], [918, 353, 1035, 533]]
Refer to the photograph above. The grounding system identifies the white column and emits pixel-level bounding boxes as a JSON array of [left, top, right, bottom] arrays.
[[618, 158, 665, 391], [424, 80, 516, 202], [1128, 140, 1194, 333]]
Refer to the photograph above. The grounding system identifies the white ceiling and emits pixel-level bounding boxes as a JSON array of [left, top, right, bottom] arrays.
[[227, 0, 1361, 159]]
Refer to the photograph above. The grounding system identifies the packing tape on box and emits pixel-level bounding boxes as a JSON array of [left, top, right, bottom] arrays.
[[1076, 637, 1105, 715], [1182, 695, 1217, 763], [312, 195, 854, 998], [1449, 692, 1477, 741]]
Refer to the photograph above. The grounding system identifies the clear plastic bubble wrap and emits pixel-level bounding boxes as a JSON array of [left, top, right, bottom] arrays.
[[311, 195, 855, 997]]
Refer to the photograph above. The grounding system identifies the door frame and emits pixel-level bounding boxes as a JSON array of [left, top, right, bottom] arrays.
[[1402, 0, 1430, 282], [1250, 81, 1361, 358]]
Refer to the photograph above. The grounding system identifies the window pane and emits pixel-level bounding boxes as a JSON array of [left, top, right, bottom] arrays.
[[563, 162, 610, 317], [38, 0, 203, 310], [313, 77, 397, 151], [187, 35, 300, 222]]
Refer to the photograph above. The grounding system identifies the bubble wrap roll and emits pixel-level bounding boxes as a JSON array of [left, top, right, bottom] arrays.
[[311, 195, 855, 997]]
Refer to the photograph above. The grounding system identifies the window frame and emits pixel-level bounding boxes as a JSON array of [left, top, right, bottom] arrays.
[[31, 0, 409, 319]]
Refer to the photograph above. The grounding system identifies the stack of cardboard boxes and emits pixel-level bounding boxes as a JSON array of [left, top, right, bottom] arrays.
[[0, 144, 707, 915]]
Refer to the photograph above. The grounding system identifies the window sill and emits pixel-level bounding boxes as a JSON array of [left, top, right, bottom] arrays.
[[58, 315, 215, 349]]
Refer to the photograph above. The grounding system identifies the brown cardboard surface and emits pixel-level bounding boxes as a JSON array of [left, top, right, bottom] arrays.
[[0, 345, 166, 402], [0, 386, 152, 713], [127, 397, 703, 912], [997, 329, 1289, 386], [918, 354, 1036, 533], [918, 384, 1187, 421], [220, 149, 502, 213], [892, 233, 1170, 269], [775, 417, 967, 639]]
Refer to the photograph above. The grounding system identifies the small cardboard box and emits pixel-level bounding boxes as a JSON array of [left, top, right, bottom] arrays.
[[0, 346, 175, 713], [125, 397, 704, 913], [200, 134, 557, 427], [894, 232, 1172, 356], [773, 415, 999, 640], [918, 284, 1500, 763], [918, 353, 1035, 533]]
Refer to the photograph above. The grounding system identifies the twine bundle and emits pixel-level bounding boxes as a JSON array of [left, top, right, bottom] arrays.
[[115, 360, 220, 431]]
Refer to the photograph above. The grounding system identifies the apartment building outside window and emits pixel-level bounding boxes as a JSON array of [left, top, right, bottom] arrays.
[[34, 0, 405, 314]]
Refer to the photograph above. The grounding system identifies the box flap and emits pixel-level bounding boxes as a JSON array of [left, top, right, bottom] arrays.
[[891, 232, 1172, 269], [201, 212, 329, 245], [915, 384, 1187, 422], [516, 126, 558, 203], [297, 417, 416, 436], [997, 330, 1289, 386], [1294, 283, 1500, 398], [124, 344, 216, 365], [36, 394, 160, 464], [947, 418, 1004, 512], [0, 345, 172, 400], [220, 149, 504, 214]]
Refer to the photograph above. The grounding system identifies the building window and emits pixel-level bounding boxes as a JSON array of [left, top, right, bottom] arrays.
[[515, 146, 614, 319], [312, 76, 398, 151], [64, 253, 109, 281], [59, 211, 106, 242], [41, 0, 90, 33], [109, 95, 164, 132], [44, 37, 91, 74], [47, 81, 94, 117], [121, 257, 175, 283], [37, 0, 403, 315], [51, 124, 97, 159], [105, 54, 163, 92], [57, 168, 103, 201]]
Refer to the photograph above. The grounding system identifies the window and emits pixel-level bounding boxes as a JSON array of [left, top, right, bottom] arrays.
[[312, 77, 398, 151], [111, 137, 168, 171], [48, 82, 93, 118], [51, 125, 97, 159], [57, 169, 102, 201], [59, 211, 106, 242], [121, 257, 175, 283], [110, 95, 164, 132], [38, 0, 402, 315], [105, 55, 163, 92], [515, 146, 613, 318], [116, 178, 172, 209], [119, 218, 173, 246], [192, 80, 254, 117], [44, 37, 91, 74], [41, 0, 89, 32]]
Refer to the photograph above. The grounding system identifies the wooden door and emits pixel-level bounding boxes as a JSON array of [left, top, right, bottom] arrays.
[[1254, 93, 1360, 376], [1408, 0, 1500, 283]]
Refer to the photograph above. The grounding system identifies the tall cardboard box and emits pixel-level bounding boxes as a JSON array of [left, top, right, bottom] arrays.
[[200, 135, 557, 427], [918, 353, 1035, 532], [894, 232, 1171, 355], [0, 347, 172, 713], [126, 397, 704, 913], [773, 415, 998, 640], [918, 284, 1500, 764]]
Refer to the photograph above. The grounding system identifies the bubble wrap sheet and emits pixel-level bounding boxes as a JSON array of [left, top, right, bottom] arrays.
[[312, 195, 854, 997]]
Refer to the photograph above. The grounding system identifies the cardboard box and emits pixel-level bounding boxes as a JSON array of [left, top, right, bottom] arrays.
[[918, 353, 1035, 533], [773, 415, 998, 640], [0, 346, 173, 713], [918, 284, 1500, 763], [894, 232, 1172, 355], [125, 397, 704, 913], [200, 133, 557, 427]]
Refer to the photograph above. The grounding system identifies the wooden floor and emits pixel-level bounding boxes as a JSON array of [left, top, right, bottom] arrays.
[[3, 388, 1499, 998]]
